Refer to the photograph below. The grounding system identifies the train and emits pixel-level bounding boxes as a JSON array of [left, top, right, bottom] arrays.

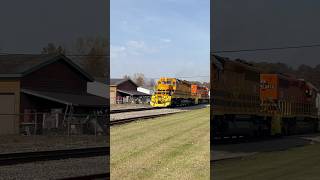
[[211, 55, 320, 139], [150, 77, 209, 107]]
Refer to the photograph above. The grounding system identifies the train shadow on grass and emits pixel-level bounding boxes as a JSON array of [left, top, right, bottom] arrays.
[[211, 134, 314, 154], [173, 104, 210, 111]]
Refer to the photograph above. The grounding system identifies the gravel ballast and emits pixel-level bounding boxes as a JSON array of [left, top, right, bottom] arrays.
[[111, 104, 209, 121], [0, 156, 108, 180], [0, 135, 108, 154]]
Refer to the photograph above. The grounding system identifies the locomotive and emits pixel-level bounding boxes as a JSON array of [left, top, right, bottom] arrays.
[[211, 55, 320, 139], [150, 77, 209, 107]]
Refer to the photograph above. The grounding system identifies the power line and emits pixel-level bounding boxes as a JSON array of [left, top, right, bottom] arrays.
[[213, 43, 320, 53]]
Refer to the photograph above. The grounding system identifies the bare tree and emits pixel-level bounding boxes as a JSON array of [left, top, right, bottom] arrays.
[[148, 79, 156, 88], [78, 37, 108, 80], [41, 37, 108, 81], [42, 43, 66, 54], [123, 74, 130, 79], [132, 73, 145, 87]]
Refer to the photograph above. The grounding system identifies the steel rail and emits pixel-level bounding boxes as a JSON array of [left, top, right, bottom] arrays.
[[110, 107, 156, 114], [57, 173, 110, 180], [110, 112, 181, 126], [0, 147, 109, 166]]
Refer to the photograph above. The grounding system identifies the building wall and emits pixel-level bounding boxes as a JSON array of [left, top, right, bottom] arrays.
[[21, 60, 88, 94], [0, 80, 20, 134], [317, 93, 320, 116], [117, 80, 137, 91], [110, 86, 117, 104]]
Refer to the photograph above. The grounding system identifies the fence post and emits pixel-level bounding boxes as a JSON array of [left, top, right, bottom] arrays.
[[34, 113, 38, 149], [35, 113, 37, 135], [42, 113, 46, 134], [67, 116, 70, 136], [95, 114, 97, 143]]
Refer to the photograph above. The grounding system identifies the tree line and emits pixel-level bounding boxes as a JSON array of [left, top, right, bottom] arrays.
[[41, 37, 108, 82], [250, 61, 320, 89], [122, 73, 210, 89]]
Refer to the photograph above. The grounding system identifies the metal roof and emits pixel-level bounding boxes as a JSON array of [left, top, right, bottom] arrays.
[[212, 54, 263, 73], [0, 54, 94, 81], [110, 78, 125, 85], [21, 89, 108, 107], [110, 78, 138, 87]]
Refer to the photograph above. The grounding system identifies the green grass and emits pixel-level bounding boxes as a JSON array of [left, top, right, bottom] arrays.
[[111, 108, 210, 180], [213, 143, 320, 180]]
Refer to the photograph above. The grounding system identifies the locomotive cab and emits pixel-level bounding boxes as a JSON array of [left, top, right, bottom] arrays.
[[150, 78, 177, 107]]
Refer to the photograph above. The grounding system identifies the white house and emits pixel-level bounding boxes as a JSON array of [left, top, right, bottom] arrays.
[[137, 86, 154, 95]]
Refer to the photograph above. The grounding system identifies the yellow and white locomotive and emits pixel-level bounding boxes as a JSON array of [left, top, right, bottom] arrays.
[[150, 77, 209, 107]]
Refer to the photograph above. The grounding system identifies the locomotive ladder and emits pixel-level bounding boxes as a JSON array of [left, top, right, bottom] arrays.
[[261, 99, 282, 135]]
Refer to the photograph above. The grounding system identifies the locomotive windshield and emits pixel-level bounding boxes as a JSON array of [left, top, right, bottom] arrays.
[[159, 80, 173, 85]]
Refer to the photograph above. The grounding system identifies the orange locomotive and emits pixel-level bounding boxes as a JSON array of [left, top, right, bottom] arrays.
[[260, 74, 318, 135], [211, 55, 319, 139], [192, 85, 210, 104]]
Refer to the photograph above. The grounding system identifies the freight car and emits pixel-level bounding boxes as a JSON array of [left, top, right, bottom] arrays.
[[150, 77, 209, 107], [211, 55, 319, 139]]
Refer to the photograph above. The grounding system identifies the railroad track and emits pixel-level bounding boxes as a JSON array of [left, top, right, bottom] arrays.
[[110, 104, 209, 114], [58, 173, 109, 180], [0, 146, 109, 166], [110, 107, 155, 114], [110, 104, 209, 126], [211, 156, 246, 163], [110, 112, 180, 126]]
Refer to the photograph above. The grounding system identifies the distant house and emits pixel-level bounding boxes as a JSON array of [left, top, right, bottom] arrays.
[[0, 54, 108, 134], [110, 78, 150, 104]]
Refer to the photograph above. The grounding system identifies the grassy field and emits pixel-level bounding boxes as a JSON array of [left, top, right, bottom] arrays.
[[213, 143, 320, 180], [111, 108, 210, 180]]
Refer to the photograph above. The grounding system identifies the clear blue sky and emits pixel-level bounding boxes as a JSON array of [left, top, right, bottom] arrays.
[[110, 0, 210, 82]]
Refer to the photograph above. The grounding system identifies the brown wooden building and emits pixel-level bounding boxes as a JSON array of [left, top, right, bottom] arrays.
[[0, 54, 108, 134], [110, 78, 150, 104]]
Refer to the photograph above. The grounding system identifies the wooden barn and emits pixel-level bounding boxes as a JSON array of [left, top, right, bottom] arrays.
[[110, 78, 150, 104], [0, 54, 108, 134]]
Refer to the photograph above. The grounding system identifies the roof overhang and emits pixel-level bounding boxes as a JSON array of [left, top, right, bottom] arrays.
[[0, 74, 22, 78], [110, 78, 138, 87], [117, 89, 150, 96], [21, 89, 108, 107]]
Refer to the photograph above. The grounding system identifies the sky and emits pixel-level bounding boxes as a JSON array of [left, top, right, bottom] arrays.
[[212, 0, 320, 68], [110, 0, 210, 82], [0, 0, 107, 54]]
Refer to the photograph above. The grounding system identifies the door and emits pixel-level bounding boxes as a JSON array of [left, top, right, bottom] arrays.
[[0, 94, 16, 134]]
